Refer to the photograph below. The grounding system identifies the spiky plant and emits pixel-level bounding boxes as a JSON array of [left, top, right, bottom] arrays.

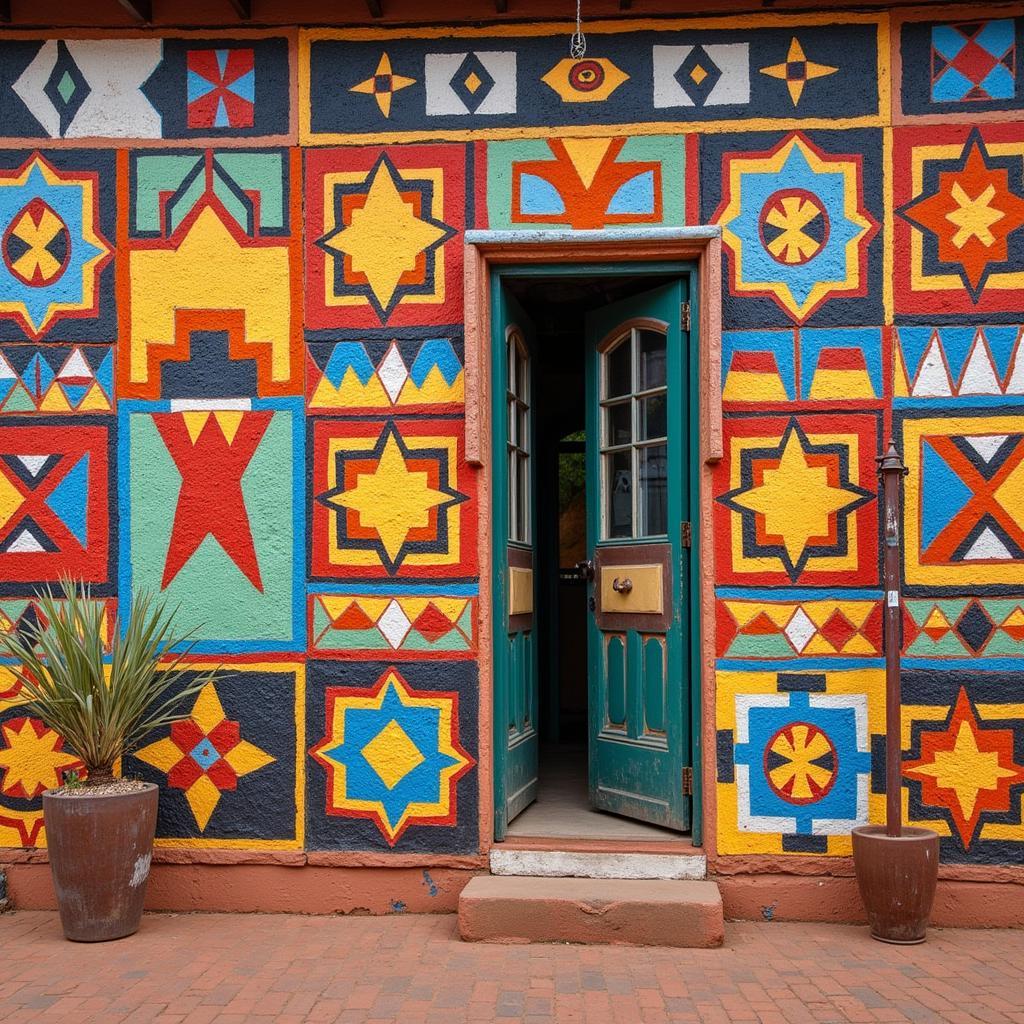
[[0, 577, 218, 788]]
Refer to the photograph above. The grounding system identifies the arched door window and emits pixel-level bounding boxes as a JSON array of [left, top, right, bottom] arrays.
[[599, 324, 668, 539]]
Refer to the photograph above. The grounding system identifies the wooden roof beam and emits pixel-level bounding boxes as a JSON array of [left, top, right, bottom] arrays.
[[365, 0, 382, 16], [117, 0, 152, 22]]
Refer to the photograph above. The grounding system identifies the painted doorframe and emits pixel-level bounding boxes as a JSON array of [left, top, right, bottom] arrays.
[[464, 228, 724, 852]]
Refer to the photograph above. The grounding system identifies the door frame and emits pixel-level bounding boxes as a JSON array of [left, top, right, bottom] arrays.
[[465, 228, 724, 850]]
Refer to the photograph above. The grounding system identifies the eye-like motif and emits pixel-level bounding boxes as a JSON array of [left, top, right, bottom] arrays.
[[541, 57, 630, 103]]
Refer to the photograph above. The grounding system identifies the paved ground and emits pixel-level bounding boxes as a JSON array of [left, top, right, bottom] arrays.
[[1, 911, 1022, 1023]]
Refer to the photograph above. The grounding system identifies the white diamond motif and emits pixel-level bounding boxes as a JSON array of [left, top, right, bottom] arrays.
[[377, 600, 412, 649], [783, 607, 817, 653], [377, 343, 409, 404]]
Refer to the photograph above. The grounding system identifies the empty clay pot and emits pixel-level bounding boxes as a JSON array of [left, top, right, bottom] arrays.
[[851, 824, 940, 944], [42, 783, 158, 942]]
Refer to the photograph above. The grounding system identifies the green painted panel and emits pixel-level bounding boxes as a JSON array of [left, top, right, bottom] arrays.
[[607, 635, 626, 727], [644, 636, 665, 735]]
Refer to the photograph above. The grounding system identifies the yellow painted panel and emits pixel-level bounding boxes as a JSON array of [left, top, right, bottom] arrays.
[[509, 566, 533, 617], [600, 563, 663, 615]]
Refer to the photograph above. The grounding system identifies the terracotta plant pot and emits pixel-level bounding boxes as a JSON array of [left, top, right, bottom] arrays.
[[42, 783, 158, 942], [851, 824, 939, 944]]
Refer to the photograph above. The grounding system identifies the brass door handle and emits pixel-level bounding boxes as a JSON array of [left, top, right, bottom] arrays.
[[575, 559, 595, 581], [612, 577, 633, 594]]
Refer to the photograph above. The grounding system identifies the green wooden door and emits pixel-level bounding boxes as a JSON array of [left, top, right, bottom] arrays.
[[491, 281, 539, 839], [584, 280, 692, 831]]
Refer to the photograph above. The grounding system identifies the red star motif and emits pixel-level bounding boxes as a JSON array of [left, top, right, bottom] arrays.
[[904, 688, 1024, 848], [900, 131, 1024, 300]]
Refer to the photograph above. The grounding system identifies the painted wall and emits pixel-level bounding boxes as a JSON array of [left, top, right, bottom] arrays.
[[0, 6, 1022, 895]]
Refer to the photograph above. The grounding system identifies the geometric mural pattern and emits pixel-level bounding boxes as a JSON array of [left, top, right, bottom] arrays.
[[0, 422, 111, 594], [126, 665, 303, 848], [887, 671, 1024, 865], [716, 668, 884, 856], [899, 411, 1024, 592], [306, 337, 464, 415], [309, 590, 477, 660], [0, 345, 113, 415], [0, 152, 112, 341], [309, 666, 473, 846], [903, 597, 1024, 661], [722, 327, 884, 408], [304, 145, 465, 332], [485, 135, 688, 231], [716, 593, 882, 661], [310, 417, 475, 580], [714, 415, 878, 586], [895, 326, 1024, 405], [894, 125, 1024, 317], [0, 14, 1021, 878], [713, 132, 879, 324]]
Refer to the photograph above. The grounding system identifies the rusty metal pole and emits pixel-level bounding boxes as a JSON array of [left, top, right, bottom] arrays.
[[877, 440, 908, 838]]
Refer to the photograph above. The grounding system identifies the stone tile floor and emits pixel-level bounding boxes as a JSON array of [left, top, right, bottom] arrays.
[[1, 910, 1022, 1023]]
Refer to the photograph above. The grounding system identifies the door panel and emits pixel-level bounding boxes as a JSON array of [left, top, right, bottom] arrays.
[[585, 280, 691, 832], [492, 283, 539, 839]]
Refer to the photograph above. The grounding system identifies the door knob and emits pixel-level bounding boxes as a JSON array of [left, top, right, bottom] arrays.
[[612, 577, 633, 594], [575, 559, 595, 581]]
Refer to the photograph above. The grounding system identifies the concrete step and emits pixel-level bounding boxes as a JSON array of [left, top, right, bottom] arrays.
[[489, 847, 706, 880], [458, 875, 724, 947]]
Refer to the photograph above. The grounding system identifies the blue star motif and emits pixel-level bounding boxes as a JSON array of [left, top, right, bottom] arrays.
[[729, 144, 863, 308], [320, 681, 460, 833], [0, 161, 106, 332]]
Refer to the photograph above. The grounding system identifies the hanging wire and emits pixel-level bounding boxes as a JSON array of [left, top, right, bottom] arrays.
[[569, 0, 587, 58]]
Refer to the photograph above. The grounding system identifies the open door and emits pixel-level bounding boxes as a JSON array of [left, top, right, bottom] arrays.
[[584, 280, 692, 831], [492, 283, 539, 839]]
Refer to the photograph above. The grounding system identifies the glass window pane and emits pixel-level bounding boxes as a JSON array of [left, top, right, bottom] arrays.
[[606, 449, 633, 538], [639, 329, 666, 391], [604, 401, 631, 447], [517, 349, 528, 399], [508, 399, 517, 446], [508, 338, 517, 388], [605, 336, 632, 398], [508, 449, 518, 540], [638, 393, 667, 441], [639, 444, 668, 537], [518, 452, 530, 541], [519, 406, 529, 453]]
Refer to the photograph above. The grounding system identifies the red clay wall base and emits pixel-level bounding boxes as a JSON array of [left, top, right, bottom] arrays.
[[716, 874, 1024, 930], [7, 863, 1022, 929], [3, 862, 479, 916]]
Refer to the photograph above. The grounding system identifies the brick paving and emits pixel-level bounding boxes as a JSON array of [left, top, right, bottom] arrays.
[[1, 910, 1023, 1023]]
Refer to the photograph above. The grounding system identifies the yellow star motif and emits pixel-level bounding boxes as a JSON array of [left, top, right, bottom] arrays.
[[325, 429, 450, 564], [318, 157, 452, 319], [946, 183, 1005, 249], [0, 718, 81, 799], [906, 718, 1019, 822], [760, 37, 838, 106], [349, 52, 416, 118], [134, 682, 275, 833], [725, 425, 870, 571]]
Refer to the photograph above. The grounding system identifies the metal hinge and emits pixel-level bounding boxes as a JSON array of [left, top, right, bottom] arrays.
[[681, 301, 691, 333], [682, 766, 693, 796], [681, 521, 692, 548]]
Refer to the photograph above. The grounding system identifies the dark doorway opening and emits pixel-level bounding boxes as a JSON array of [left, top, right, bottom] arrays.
[[499, 273, 688, 842]]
